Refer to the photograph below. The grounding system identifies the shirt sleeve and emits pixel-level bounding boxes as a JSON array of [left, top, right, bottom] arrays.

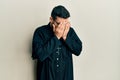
[[32, 28, 60, 61], [64, 28, 82, 56]]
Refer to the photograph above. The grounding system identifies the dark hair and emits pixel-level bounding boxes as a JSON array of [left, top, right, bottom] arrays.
[[51, 5, 70, 20]]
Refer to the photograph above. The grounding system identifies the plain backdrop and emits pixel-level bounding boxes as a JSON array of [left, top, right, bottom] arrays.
[[0, 0, 120, 80]]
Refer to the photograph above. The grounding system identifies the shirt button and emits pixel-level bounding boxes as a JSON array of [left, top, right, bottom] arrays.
[[56, 51, 59, 53], [56, 51, 59, 55], [56, 65, 59, 67], [57, 58, 59, 60]]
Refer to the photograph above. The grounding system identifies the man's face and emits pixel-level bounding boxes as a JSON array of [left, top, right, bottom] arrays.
[[50, 16, 69, 27]]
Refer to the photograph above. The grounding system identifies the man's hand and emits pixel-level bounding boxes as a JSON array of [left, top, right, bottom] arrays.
[[53, 21, 70, 40], [53, 22, 65, 39], [62, 22, 70, 40]]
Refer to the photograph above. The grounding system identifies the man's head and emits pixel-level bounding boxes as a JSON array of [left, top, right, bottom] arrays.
[[50, 5, 70, 27]]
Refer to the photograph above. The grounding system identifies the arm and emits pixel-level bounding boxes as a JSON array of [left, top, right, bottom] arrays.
[[64, 28, 82, 56], [32, 29, 60, 61]]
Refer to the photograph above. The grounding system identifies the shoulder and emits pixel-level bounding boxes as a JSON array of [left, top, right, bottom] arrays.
[[67, 27, 78, 37], [35, 25, 47, 32], [69, 27, 75, 33], [34, 24, 50, 35], [70, 27, 74, 31]]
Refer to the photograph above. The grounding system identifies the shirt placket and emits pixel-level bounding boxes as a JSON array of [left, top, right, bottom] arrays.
[[55, 45, 62, 72]]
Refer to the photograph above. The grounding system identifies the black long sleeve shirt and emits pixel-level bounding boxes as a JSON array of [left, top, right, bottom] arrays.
[[32, 23, 82, 80]]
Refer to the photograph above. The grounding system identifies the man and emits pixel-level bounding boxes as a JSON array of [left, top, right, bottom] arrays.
[[32, 5, 82, 80]]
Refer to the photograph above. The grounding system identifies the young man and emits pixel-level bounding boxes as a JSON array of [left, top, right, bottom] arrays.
[[32, 5, 82, 80]]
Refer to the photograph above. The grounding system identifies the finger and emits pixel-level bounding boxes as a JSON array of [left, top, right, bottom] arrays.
[[63, 26, 67, 35], [66, 22, 70, 28], [57, 22, 62, 29], [52, 24, 55, 32], [64, 24, 70, 35], [58, 22, 64, 31]]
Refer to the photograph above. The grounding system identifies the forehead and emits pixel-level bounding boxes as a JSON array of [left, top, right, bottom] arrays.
[[55, 17, 68, 22]]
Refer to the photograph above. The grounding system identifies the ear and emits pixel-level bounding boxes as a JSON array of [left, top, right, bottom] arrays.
[[50, 17, 53, 23]]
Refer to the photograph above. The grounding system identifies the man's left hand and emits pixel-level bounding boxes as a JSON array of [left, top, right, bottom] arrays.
[[62, 21, 70, 40]]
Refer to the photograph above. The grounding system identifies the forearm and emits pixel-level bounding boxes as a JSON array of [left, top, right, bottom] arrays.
[[32, 36, 60, 61], [64, 28, 82, 56]]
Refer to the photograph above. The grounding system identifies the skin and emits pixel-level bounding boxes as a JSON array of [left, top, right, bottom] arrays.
[[50, 16, 70, 40]]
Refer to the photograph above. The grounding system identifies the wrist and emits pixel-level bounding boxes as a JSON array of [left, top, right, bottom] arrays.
[[63, 36, 66, 40], [56, 35, 61, 39]]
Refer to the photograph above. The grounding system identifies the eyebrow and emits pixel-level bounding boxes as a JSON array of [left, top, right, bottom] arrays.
[[55, 21, 60, 25]]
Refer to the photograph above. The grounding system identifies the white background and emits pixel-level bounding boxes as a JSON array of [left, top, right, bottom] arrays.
[[0, 0, 120, 80]]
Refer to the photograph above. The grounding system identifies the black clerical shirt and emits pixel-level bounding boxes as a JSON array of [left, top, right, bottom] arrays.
[[32, 23, 82, 80]]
